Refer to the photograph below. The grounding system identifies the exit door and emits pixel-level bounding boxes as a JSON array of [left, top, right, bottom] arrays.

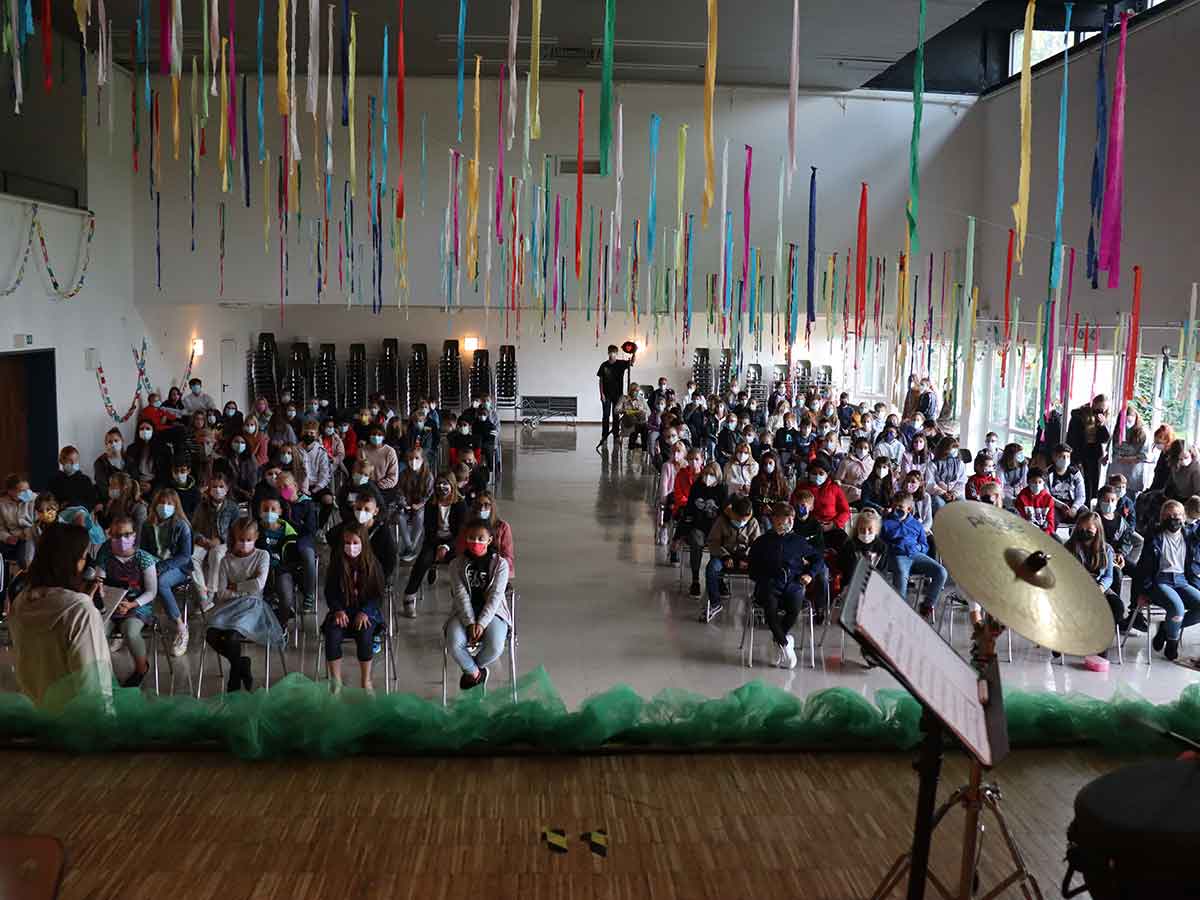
[[219, 339, 238, 405]]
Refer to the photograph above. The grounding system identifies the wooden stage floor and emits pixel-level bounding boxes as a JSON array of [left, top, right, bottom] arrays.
[[0, 746, 1140, 899]]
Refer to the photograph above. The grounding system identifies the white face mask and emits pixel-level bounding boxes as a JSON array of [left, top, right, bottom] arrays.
[[232, 441, 246, 454], [737, 453, 750, 463], [764, 462, 776, 473], [355, 510, 372, 525], [478, 508, 492, 520], [211, 487, 228, 500], [704, 475, 718, 487], [409, 458, 423, 471], [138, 429, 153, 442], [859, 532, 877, 544], [352, 473, 369, 485], [107, 441, 123, 454]]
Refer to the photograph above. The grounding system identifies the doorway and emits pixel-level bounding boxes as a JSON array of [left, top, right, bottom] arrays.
[[219, 338, 239, 406], [0, 350, 58, 488]]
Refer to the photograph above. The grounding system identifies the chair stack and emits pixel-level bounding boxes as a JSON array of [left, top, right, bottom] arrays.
[[718, 349, 734, 393], [772, 364, 790, 398], [439, 340, 462, 412], [407, 343, 430, 405], [495, 345, 517, 411], [251, 333, 280, 405], [691, 348, 712, 397], [468, 349, 492, 401], [283, 343, 311, 407], [345, 344, 368, 411], [314, 344, 339, 408], [377, 339, 402, 411], [793, 359, 812, 395], [744, 364, 766, 405], [814, 364, 833, 389]]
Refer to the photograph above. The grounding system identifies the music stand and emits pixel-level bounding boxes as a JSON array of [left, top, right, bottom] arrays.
[[840, 563, 1039, 900]]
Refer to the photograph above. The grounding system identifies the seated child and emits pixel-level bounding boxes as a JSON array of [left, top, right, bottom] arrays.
[[1014, 467, 1056, 535], [703, 496, 762, 617], [95, 516, 158, 687], [190, 473, 240, 610], [748, 502, 826, 669], [445, 519, 513, 691], [321, 523, 386, 691], [964, 451, 1000, 502], [203, 517, 278, 692], [882, 492, 947, 619], [837, 508, 888, 582]]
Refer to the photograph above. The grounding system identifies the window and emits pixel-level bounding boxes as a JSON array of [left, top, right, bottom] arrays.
[[854, 338, 890, 398], [1008, 29, 1076, 77], [1131, 355, 1190, 434], [988, 348, 1011, 438], [1012, 348, 1043, 434]]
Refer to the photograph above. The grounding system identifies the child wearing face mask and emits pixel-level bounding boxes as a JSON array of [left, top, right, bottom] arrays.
[[402, 475, 467, 617], [445, 520, 513, 691], [901, 471, 934, 531], [964, 452, 1000, 503], [723, 442, 759, 498], [680, 462, 729, 597], [656, 441, 687, 544], [702, 497, 762, 615], [276, 471, 320, 613], [1063, 513, 1123, 658], [166, 456, 200, 518], [266, 409, 298, 452], [791, 458, 850, 551], [1132, 501, 1200, 660], [93, 427, 129, 489], [1096, 484, 1143, 575], [453, 456, 490, 508], [874, 426, 906, 468], [1046, 443, 1086, 527], [998, 443, 1028, 506], [95, 516, 160, 686], [361, 427, 401, 494], [447, 415, 479, 469], [127, 425, 166, 495], [140, 488, 193, 655], [273, 444, 308, 496], [296, 424, 333, 503], [860, 458, 897, 512], [139, 392, 179, 433], [835, 439, 873, 504], [48, 446, 99, 512], [202, 517, 278, 692], [335, 460, 384, 524], [255, 495, 300, 627], [98, 472, 148, 539], [455, 493, 515, 578], [749, 452, 789, 532], [319, 523, 387, 691], [190, 473, 240, 609], [0, 475, 36, 573], [838, 508, 889, 582], [667, 450, 705, 564], [748, 502, 827, 669], [772, 414, 802, 473], [1014, 467, 1056, 535], [882, 493, 947, 619], [318, 417, 346, 471], [715, 414, 741, 467]]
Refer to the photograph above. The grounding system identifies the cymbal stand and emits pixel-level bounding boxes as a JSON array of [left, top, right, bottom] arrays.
[[870, 617, 1044, 900]]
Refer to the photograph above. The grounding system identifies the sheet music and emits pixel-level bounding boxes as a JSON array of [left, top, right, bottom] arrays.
[[856, 571, 992, 766], [99, 587, 128, 625]]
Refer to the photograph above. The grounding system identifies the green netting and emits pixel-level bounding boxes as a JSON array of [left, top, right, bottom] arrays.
[[2, 668, 1196, 760]]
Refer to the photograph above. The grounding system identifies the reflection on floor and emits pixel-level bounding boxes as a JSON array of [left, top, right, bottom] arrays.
[[4, 424, 1198, 709], [0, 746, 1144, 899]]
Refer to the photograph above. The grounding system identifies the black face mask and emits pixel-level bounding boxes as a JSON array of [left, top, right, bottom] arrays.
[[1165, 519, 1184, 533]]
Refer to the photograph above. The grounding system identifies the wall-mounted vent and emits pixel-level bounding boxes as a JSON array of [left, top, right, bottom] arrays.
[[556, 157, 602, 177]]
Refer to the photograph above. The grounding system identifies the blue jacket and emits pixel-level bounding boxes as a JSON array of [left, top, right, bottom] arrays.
[[139, 517, 193, 573], [1068, 541, 1114, 593], [748, 530, 825, 588], [882, 510, 928, 557], [1133, 522, 1200, 593]]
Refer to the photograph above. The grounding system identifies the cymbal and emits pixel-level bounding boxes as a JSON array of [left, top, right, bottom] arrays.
[[932, 501, 1114, 656]]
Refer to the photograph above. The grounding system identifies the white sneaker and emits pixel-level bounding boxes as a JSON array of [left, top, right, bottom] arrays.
[[199, 593, 216, 614], [783, 635, 798, 670], [170, 622, 189, 657], [108, 636, 124, 655], [403, 596, 418, 619], [774, 643, 789, 668]]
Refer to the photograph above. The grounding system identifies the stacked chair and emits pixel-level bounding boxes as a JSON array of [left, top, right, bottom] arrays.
[[468, 349, 493, 401], [251, 333, 281, 406], [345, 344, 368, 412], [438, 340, 463, 412], [314, 344, 339, 408], [377, 339, 402, 411], [691, 348, 713, 397], [745, 364, 765, 404], [495, 345, 518, 415], [407, 343, 430, 405], [718, 349, 734, 394]]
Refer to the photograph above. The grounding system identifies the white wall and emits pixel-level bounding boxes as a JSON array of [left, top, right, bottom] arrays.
[[975, 1, 1200, 334]]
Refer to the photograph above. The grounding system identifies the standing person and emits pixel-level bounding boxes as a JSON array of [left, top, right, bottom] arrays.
[[1066, 394, 1111, 503], [1108, 406, 1153, 497], [748, 503, 826, 669], [596, 344, 635, 448], [9, 522, 112, 710], [181, 378, 217, 414], [882, 493, 947, 620], [202, 516, 277, 692], [1134, 501, 1200, 660], [140, 488, 193, 655], [444, 520, 513, 692], [321, 524, 386, 692]]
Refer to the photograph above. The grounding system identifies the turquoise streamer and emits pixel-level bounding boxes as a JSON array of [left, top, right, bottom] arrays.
[[380, 27, 389, 192], [748, 246, 757, 334], [647, 114, 661, 279], [455, 0, 466, 143], [905, 0, 926, 259], [598, 0, 615, 176], [1049, 4, 1073, 291], [256, 0, 264, 163]]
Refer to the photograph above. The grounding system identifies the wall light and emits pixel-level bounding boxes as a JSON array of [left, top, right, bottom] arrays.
[[463, 336, 479, 353], [191, 338, 205, 357]]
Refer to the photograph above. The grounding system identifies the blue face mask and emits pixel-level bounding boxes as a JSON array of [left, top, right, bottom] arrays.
[[262, 510, 280, 526], [190, 384, 202, 395], [16, 489, 34, 503], [157, 504, 175, 519], [60, 462, 79, 475]]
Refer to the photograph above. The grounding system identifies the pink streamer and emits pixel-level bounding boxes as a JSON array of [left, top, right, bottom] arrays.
[[741, 144, 753, 304], [1098, 12, 1129, 289], [552, 194, 561, 311], [496, 63, 505, 245]]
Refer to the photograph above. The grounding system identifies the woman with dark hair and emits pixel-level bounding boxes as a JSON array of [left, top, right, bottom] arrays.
[[1109, 406, 1153, 496], [9, 523, 112, 708], [926, 435, 966, 512], [997, 443, 1028, 506], [1064, 512, 1122, 659], [322, 523, 386, 691]]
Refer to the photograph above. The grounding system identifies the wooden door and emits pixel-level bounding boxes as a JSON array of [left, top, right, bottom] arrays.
[[0, 356, 29, 478]]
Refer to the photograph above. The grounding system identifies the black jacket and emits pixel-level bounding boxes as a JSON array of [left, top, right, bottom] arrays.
[[682, 481, 727, 535], [749, 531, 826, 589], [423, 500, 468, 555], [46, 471, 97, 511]]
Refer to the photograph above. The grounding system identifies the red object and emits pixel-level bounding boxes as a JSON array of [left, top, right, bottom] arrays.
[[139, 406, 178, 432], [575, 89, 584, 279], [1119, 265, 1142, 437], [673, 466, 697, 509], [1015, 487, 1055, 535], [453, 518, 516, 580], [41, 0, 52, 92], [964, 473, 1000, 502], [854, 183, 868, 337], [395, 0, 406, 219], [159, 0, 170, 75], [790, 479, 850, 530]]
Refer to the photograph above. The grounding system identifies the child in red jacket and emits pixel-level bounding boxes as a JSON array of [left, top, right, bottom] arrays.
[[1014, 466, 1056, 535], [789, 455, 850, 550], [965, 451, 1001, 502]]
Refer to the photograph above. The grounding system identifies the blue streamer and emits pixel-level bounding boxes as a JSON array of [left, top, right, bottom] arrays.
[[530, 185, 540, 297], [340, 0, 349, 126], [647, 113, 661, 275], [805, 166, 817, 336], [1086, 9, 1111, 289], [20, 0, 33, 46], [1049, 4, 1073, 291], [242, 75, 251, 208], [256, 0, 264, 162], [455, 0, 466, 142], [380, 28, 389, 192]]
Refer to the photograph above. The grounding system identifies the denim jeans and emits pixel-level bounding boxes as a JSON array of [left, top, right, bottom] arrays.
[[395, 509, 425, 558], [1150, 574, 1200, 640], [445, 617, 509, 675], [295, 537, 318, 599], [889, 553, 947, 608], [705, 556, 727, 603], [156, 566, 188, 620], [930, 495, 948, 514]]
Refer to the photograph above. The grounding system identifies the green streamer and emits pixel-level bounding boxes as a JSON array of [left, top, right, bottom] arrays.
[[905, 0, 926, 259], [598, 0, 615, 177]]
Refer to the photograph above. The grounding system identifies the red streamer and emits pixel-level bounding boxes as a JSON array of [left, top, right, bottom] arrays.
[[575, 89, 584, 279], [395, 0, 406, 219], [42, 0, 52, 92], [159, 0, 170, 75], [854, 182, 868, 339], [1120, 266, 1142, 437]]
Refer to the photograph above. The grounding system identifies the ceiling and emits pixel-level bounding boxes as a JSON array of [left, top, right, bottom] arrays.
[[80, 0, 987, 92]]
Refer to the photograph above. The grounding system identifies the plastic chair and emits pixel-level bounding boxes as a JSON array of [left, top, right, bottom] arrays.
[[314, 586, 398, 693], [194, 631, 290, 697], [739, 590, 817, 669], [441, 587, 519, 705]]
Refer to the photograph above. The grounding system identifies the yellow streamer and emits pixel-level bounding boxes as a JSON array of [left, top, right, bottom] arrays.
[[348, 12, 357, 197], [530, 0, 542, 139], [1011, 0, 1035, 273], [276, 0, 288, 114], [702, 0, 716, 227], [675, 124, 687, 277], [219, 38, 229, 193], [466, 55, 481, 278], [172, 76, 180, 160]]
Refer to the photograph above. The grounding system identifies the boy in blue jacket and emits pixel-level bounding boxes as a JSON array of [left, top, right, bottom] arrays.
[[882, 492, 947, 620], [748, 502, 827, 669]]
